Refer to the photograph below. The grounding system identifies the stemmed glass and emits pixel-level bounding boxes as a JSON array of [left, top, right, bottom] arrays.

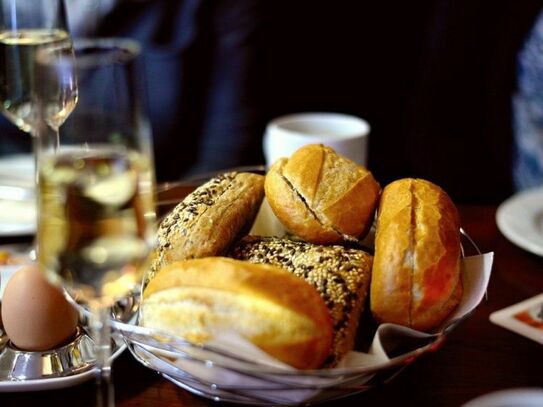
[[34, 39, 157, 407], [0, 0, 74, 134], [0, 0, 75, 259]]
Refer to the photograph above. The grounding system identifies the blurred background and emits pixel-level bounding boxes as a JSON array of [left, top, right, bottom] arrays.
[[0, 0, 541, 203]]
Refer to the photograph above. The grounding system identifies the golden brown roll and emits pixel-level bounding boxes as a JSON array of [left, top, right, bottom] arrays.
[[264, 144, 380, 244], [370, 178, 462, 332], [148, 172, 264, 282], [141, 257, 333, 370], [232, 236, 372, 366]]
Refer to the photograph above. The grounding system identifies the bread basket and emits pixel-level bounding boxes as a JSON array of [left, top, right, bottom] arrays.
[[118, 170, 493, 405]]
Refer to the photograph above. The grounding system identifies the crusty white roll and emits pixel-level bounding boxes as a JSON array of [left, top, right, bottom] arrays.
[[141, 257, 333, 370], [148, 172, 264, 282], [370, 178, 462, 332], [264, 144, 380, 244]]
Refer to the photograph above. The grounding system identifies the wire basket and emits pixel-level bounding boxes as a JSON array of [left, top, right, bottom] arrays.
[[116, 229, 488, 405]]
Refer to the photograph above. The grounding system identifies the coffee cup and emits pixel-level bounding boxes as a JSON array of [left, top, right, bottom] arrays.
[[262, 112, 370, 168]]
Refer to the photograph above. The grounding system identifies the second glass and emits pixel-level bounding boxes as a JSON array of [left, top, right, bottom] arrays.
[[0, 0, 73, 134], [34, 38, 157, 407]]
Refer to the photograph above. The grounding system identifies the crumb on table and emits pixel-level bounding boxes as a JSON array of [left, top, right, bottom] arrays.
[[0, 250, 26, 265], [0, 250, 10, 265]]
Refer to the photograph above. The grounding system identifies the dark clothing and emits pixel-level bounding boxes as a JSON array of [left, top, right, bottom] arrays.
[[98, 0, 264, 180], [0, 0, 264, 182], [259, 0, 541, 203], [1, 0, 540, 202]]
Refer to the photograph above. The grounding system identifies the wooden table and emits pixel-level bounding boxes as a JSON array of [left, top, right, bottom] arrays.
[[1, 204, 542, 406]]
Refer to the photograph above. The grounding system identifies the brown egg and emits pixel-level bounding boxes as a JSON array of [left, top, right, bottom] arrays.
[[1, 264, 79, 351]]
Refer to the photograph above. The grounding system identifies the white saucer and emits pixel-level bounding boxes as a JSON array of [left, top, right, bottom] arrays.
[[462, 388, 543, 407], [0, 200, 35, 237], [0, 154, 35, 237], [0, 154, 33, 180], [496, 186, 543, 257], [0, 342, 127, 392], [0, 263, 127, 392]]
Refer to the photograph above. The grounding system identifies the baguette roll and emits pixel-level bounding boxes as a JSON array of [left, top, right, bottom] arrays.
[[148, 172, 264, 282], [264, 144, 380, 244], [232, 236, 372, 366], [370, 178, 462, 332], [141, 257, 333, 370]]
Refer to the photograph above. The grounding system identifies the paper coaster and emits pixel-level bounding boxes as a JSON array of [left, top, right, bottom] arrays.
[[489, 293, 543, 345]]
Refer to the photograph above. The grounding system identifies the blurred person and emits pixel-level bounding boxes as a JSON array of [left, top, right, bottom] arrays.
[[4, 0, 540, 201], [512, 7, 543, 190], [0, 0, 264, 182], [401, 0, 542, 203]]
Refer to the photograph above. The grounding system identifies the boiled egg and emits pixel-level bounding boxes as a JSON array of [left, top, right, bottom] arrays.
[[1, 264, 79, 351]]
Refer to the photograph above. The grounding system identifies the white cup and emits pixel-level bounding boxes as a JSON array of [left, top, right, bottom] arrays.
[[262, 112, 370, 168]]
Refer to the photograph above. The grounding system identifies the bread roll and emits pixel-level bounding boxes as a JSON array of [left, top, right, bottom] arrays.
[[264, 144, 380, 244], [370, 178, 462, 332], [148, 172, 264, 282], [141, 257, 333, 370], [232, 236, 372, 366]]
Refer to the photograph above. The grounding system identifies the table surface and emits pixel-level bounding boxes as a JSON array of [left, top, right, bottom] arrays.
[[1, 202, 542, 407]]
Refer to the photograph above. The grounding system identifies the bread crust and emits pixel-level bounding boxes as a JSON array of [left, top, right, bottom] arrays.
[[370, 178, 462, 332], [265, 158, 342, 244], [232, 236, 373, 366], [264, 144, 380, 244], [142, 257, 333, 370], [148, 172, 264, 281]]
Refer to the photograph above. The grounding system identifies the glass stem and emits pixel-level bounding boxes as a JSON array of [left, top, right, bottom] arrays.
[[29, 129, 40, 261], [29, 124, 59, 261], [90, 300, 115, 407]]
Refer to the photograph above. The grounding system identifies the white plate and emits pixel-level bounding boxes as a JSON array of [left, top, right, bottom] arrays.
[[0, 200, 36, 237], [0, 263, 126, 392], [0, 371, 94, 392], [0, 347, 126, 392], [0, 154, 34, 180], [0, 154, 35, 237], [462, 388, 543, 407], [0, 373, 92, 392], [496, 186, 543, 257]]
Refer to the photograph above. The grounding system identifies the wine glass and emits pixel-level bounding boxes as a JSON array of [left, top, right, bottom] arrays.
[[34, 38, 156, 407], [0, 0, 74, 259], [0, 0, 74, 134]]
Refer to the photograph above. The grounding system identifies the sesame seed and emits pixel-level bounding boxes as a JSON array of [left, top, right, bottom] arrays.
[[231, 236, 373, 366], [145, 172, 239, 284]]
